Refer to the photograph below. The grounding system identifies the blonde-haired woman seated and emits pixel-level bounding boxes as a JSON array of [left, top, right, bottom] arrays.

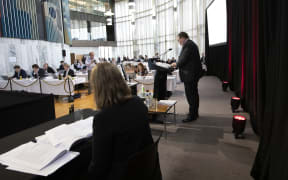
[[88, 63, 154, 180]]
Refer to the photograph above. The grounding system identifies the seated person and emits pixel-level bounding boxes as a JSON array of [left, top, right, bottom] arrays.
[[43, 63, 56, 74], [167, 59, 172, 64], [117, 57, 121, 64], [144, 55, 149, 62], [74, 60, 85, 71], [171, 57, 176, 64], [32, 64, 46, 79], [12, 65, 27, 79], [88, 63, 153, 179], [63, 63, 75, 78], [58, 61, 65, 71], [111, 58, 117, 65], [136, 63, 148, 76], [167, 57, 176, 64]]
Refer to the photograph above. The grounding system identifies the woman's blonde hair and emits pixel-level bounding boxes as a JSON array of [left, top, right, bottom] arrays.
[[90, 63, 132, 109]]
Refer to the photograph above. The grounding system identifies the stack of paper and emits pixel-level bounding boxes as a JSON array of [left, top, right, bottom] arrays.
[[37, 116, 94, 150], [159, 100, 177, 106], [0, 116, 94, 176], [0, 142, 79, 176], [156, 62, 171, 69]]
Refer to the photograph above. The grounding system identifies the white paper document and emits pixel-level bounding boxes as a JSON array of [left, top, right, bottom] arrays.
[[6, 151, 79, 176], [39, 116, 94, 150], [0, 117, 94, 176], [0, 142, 79, 176], [155, 62, 171, 69], [159, 100, 177, 106]]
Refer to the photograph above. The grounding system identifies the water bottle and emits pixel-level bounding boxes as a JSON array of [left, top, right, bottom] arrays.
[[141, 84, 145, 98], [146, 90, 151, 108], [145, 95, 150, 108]]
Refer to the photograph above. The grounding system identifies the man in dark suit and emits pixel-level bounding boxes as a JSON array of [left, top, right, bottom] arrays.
[[63, 63, 75, 78], [43, 63, 56, 74], [172, 32, 202, 122], [32, 64, 46, 79], [12, 65, 27, 79], [58, 61, 65, 71]]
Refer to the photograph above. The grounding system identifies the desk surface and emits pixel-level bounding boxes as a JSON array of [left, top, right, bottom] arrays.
[[0, 109, 96, 180], [148, 101, 176, 114]]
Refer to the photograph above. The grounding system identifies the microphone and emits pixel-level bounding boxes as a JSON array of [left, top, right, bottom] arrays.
[[160, 48, 173, 57]]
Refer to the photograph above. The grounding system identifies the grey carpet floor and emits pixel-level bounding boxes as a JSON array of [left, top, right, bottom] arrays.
[[150, 76, 258, 180]]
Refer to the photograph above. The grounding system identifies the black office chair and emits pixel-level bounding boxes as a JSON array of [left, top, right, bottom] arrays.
[[121, 132, 163, 180]]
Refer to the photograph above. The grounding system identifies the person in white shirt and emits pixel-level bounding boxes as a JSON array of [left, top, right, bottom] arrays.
[[86, 52, 96, 94], [86, 52, 96, 71]]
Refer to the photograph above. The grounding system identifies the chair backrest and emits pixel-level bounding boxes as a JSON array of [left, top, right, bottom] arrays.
[[122, 132, 163, 180]]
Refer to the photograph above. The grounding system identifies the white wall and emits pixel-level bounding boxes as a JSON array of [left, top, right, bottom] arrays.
[[0, 37, 70, 75]]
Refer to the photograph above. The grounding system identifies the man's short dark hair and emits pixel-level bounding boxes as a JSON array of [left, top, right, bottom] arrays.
[[14, 65, 20, 69], [178, 32, 189, 39], [32, 64, 39, 69], [60, 61, 64, 63]]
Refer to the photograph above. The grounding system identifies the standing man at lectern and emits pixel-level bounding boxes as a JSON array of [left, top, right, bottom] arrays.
[[172, 32, 202, 122]]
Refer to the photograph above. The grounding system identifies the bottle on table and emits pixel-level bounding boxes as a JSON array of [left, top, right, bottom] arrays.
[[141, 84, 145, 98]]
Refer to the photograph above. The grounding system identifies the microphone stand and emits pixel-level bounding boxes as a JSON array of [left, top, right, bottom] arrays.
[[159, 49, 173, 61]]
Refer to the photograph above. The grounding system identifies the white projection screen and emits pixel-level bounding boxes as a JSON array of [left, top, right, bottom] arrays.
[[207, 0, 227, 46]]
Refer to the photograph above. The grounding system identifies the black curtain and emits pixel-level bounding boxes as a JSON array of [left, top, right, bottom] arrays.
[[205, 1, 228, 81], [211, 0, 288, 178], [206, 44, 228, 80], [227, 0, 260, 133], [251, 0, 288, 179]]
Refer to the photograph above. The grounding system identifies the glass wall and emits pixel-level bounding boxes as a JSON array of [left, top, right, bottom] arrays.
[[115, 0, 212, 60], [71, 20, 107, 41], [69, 0, 107, 15], [135, 0, 154, 57], [115, 1, 134, 58]]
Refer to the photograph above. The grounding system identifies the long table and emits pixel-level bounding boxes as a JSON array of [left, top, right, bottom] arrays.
[[75, 72, 89, 83], [134, 75, 177, 93], [0, 91, 55, 139], [0, 109, 97, 180], [0, 77, 86, 96]]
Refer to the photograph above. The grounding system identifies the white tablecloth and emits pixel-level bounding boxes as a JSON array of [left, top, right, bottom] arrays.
[[75, 72, 89, 83], [0, 80, 11, 91], [0, 77, 86, 96], [11, 79, 41, 93], [135, 75, 177, 92]]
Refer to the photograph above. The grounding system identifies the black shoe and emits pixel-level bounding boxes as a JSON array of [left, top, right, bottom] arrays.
[[182, 118, 197, 123]]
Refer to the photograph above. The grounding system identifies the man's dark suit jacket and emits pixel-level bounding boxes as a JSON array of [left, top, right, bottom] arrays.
[[177, 39, 201, 82], [88, 96, 154, 180], [63, 69, 75, 78], [59, 64, 64, 71], [47, 66, 56, 74], [13, 69, 27, 79], [32, 68, 46, 79]]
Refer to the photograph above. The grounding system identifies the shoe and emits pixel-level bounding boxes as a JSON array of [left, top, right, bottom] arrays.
[[182, 118, 197, 123]]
